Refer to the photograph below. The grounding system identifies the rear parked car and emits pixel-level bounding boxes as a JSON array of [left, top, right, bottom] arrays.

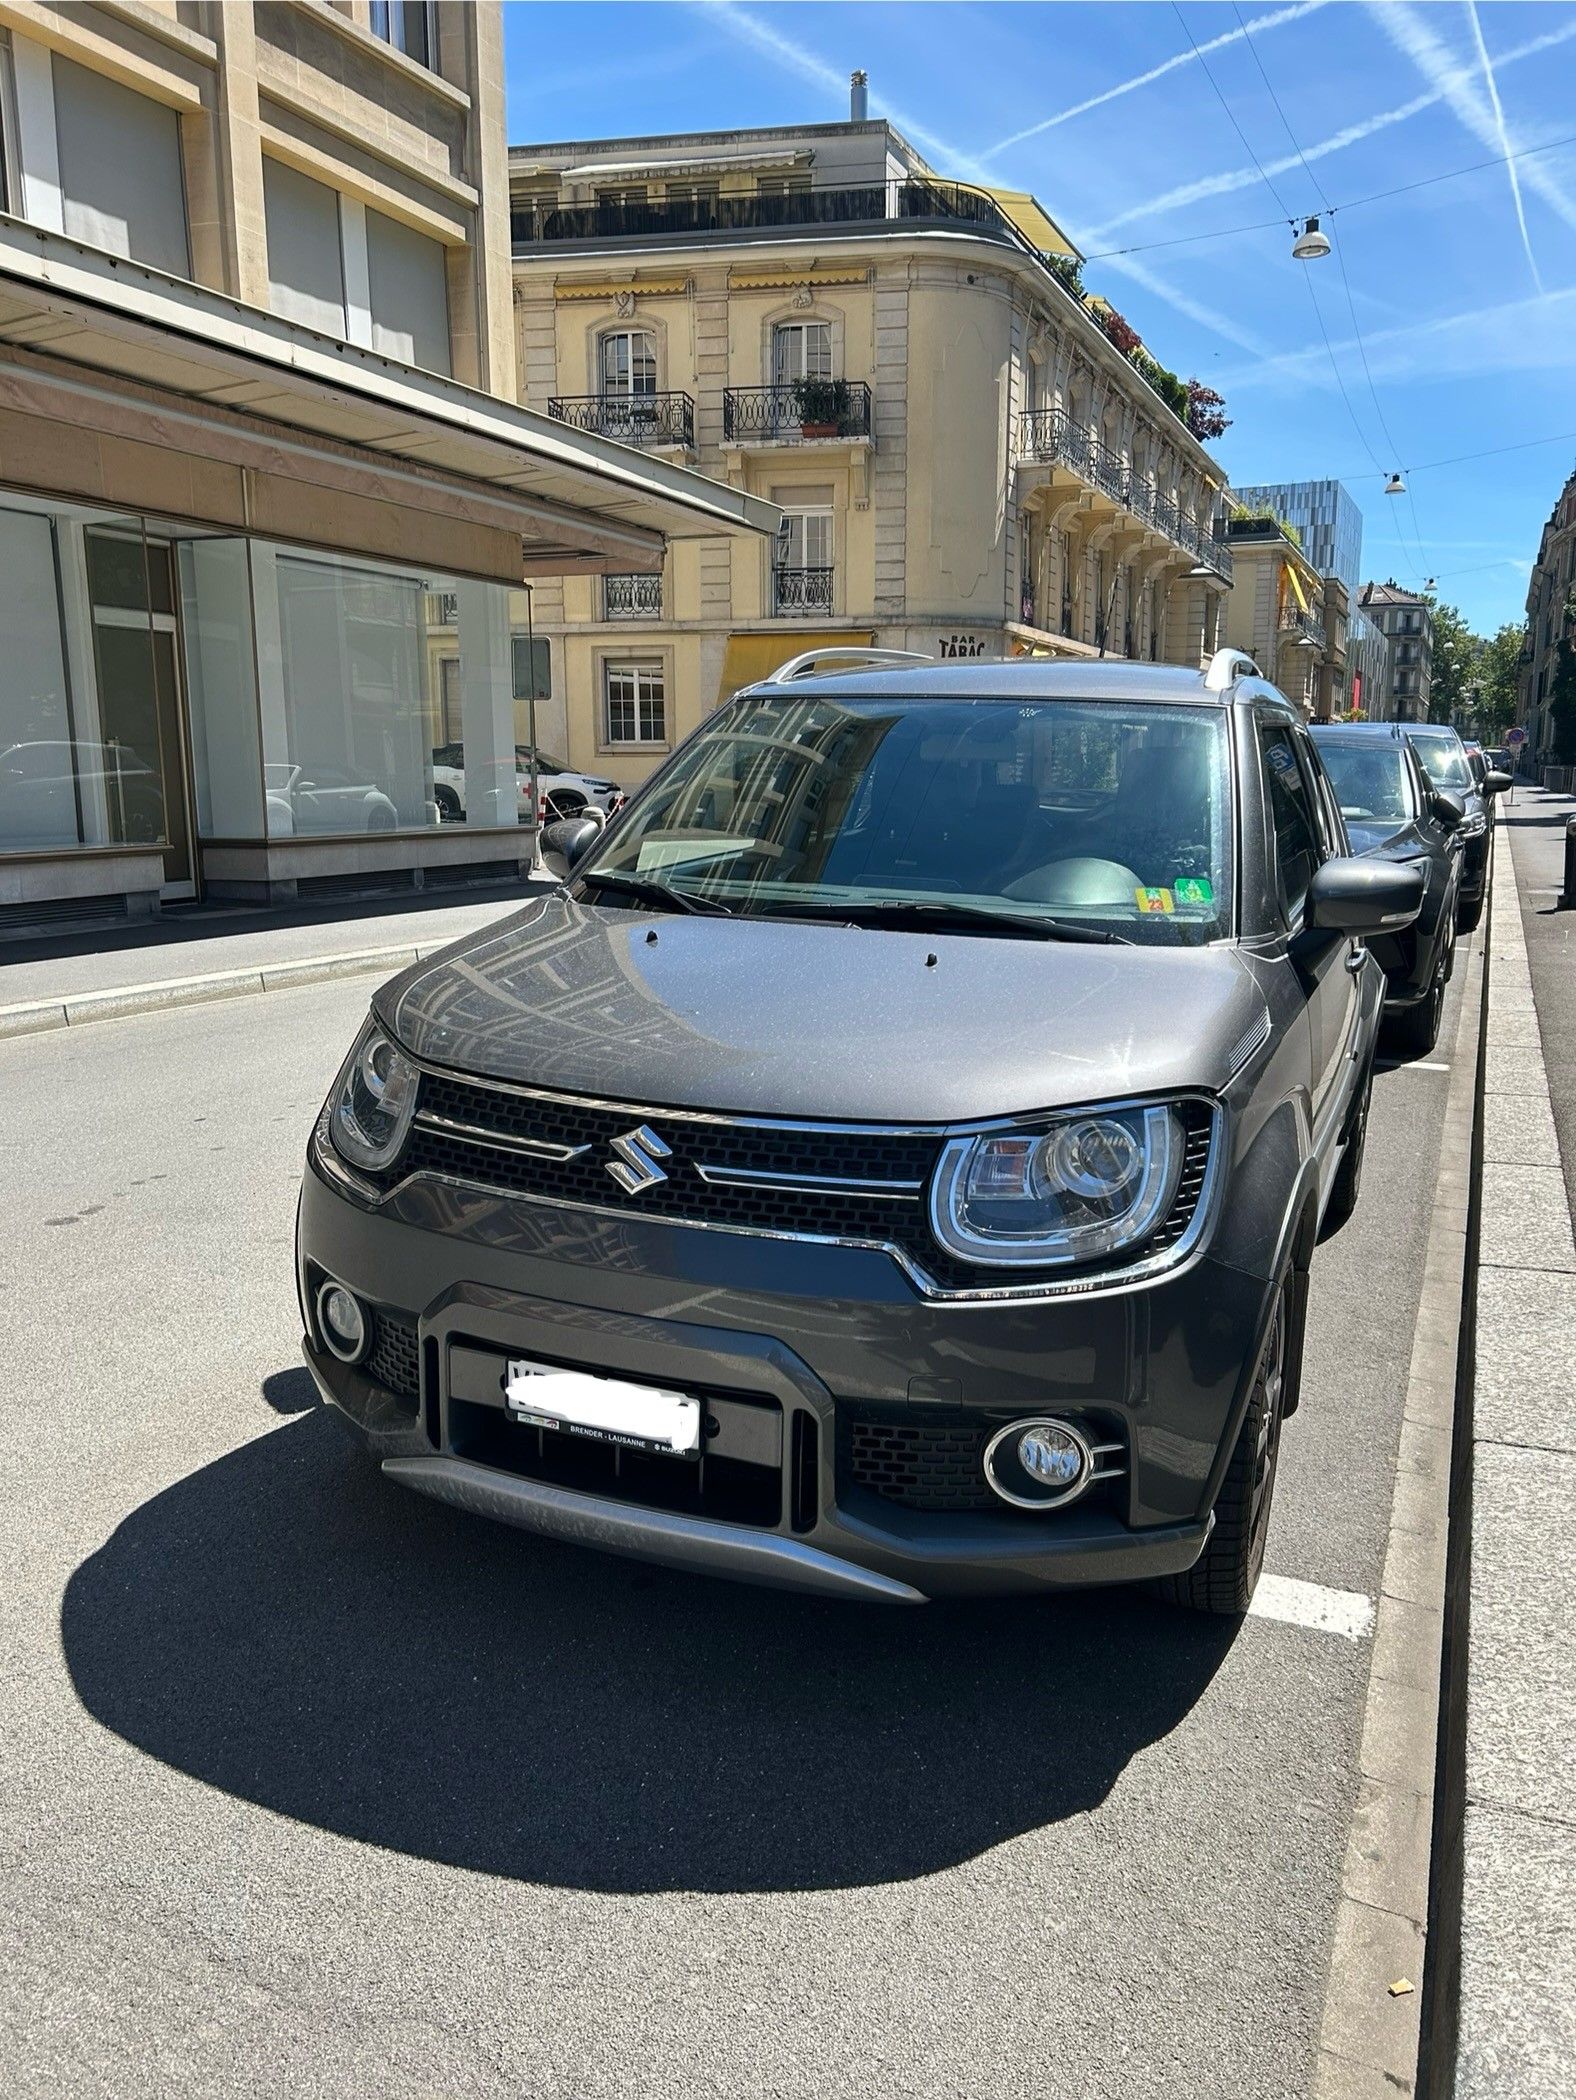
[[1311, 725, 1463, 1055], [298, 648, 1422, 1615], [1398, 724, 1508, 931]]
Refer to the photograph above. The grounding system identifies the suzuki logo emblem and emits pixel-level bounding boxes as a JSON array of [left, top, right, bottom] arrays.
[[606, 1124, 672, 1195]]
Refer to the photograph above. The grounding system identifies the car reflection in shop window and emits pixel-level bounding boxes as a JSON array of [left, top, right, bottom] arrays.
[[264, 763, 399, 834]]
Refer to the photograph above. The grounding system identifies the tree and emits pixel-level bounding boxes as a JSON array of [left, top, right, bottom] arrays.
[[1427, 598, 1480, 724], [1185, 379, 1231, 441], [1474, 622, 1525, 738]]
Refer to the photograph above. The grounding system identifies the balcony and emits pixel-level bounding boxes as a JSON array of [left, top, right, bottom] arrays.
[[604, 573, 663, 620], [1281, 603, 1326, 648], [512, 180, 1020, 253], [547, 392, 695, 449], [724, 381, 873, 445], [771, 566, 834, 617], [1017, 409, 1233, 580]]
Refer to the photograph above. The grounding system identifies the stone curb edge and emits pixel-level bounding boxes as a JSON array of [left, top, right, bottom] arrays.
[[0, 942, 439, 1039], [1311, 852, 1488, 2099]]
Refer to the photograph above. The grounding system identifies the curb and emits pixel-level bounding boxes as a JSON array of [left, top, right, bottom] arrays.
[[1312, 865, 1487, 2099], [0, 941, 443, 1041]]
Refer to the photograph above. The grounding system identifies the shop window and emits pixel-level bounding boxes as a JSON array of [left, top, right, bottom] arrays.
[[600, 331, 657, 398], [0, 507, 79, 851], [52, 55, 189, 278], [604, 661, 666, 746]]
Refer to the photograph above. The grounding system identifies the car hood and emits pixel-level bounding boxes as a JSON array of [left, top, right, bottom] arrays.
[[379, 894, 1268, 1123]]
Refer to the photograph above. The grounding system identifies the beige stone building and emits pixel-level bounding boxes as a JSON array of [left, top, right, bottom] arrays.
[[1518, 470, 1576, 762], [509, 102, 1234, 787], [0, 2, 770, 931], [1221, 517, 1338, 719]]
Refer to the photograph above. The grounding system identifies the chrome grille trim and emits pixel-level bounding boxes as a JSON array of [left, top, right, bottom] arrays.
[[413, 1110, 589, 1162], [694, 1164, 923, 1197]]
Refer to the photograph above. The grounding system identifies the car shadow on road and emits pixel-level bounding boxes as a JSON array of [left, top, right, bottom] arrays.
[[61, 1405, 1236, 1896]]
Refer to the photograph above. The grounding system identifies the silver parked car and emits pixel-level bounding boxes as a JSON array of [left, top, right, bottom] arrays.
[[297, 650, 1421, 1612]]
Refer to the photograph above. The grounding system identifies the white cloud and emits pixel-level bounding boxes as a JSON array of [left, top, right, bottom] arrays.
[[982, 1, 1328, 158], [1084, 13, 1576, 244], [1216, 286, 1576, 394]]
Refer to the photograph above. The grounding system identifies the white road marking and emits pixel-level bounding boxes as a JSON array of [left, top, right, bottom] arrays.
[[1377, 1059, 1450, 1073], [1248, 1573, 1376, 1641]]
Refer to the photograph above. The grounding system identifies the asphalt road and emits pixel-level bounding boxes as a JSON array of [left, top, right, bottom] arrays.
[[0, 953, 1469, 2099]]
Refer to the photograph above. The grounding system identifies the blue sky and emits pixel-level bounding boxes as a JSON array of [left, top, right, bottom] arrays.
[[503, 1, 1576, 637]]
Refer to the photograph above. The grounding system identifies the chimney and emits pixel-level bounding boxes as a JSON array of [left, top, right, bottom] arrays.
[[850, 69, 869, 122]]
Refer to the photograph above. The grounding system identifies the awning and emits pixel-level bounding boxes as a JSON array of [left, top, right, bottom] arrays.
[[556, 152, 810, 182], [718, 631, 876, 702], [0, 219, 779, 583], [1284, 562, 1312, 614], [979, 188, 1082, 263]]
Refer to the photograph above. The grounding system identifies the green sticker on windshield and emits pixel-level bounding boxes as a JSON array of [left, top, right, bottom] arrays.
[[1174, 877, 1214, 906]]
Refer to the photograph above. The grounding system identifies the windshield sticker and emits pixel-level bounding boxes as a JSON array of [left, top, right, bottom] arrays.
[[1174, 877, 1214, 906], [1266, 744, 1296, 773], [1135, 887, 1175, 914]]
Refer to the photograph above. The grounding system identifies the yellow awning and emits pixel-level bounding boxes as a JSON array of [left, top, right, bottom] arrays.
[[718, 631, 877, 703], [1284, 563, 1311, 614], [980, 188, 1082, 262]]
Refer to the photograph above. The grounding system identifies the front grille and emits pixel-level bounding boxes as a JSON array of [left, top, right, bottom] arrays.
[[365, 1312, 420, 1399], [382, 1076, 1216, 1293], [842, 1407, 1128, 1514]]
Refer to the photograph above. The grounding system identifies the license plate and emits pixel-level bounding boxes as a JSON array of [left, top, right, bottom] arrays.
[[503, 1357, 702, 1458]]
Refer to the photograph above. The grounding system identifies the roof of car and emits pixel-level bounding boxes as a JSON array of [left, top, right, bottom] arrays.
[[1310, 720, 1459, 742], [738, 659, 1293, 709]]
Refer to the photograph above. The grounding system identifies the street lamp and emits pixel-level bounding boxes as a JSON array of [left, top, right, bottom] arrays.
[[1385, 473, 1407, 495], [1292, 216, 1331, 260]]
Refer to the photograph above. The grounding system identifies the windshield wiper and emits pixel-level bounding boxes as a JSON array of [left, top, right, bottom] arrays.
[[757, 897, 1128, 944], [576, 871, 733, 917]]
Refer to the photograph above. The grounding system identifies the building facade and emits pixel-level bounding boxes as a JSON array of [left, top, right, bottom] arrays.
[[1221, 517, 1336, 717], [1231, 478, 1363, 595], [0, 2, 770, 932], [1357, 581, 1433, 722], [1517, 469, 1576, 763], [509, 104, 1233, 786]]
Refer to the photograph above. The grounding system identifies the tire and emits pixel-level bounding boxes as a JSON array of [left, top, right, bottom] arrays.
[[1318, 1054, 1373, 1241], [1385, 919, 1451, 1057], [434, 786, 462, 824], [1162, 1269, 1298, 1615]]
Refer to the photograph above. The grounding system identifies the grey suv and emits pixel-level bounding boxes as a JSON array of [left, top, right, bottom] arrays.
[[297, 651, 1422, 1613]]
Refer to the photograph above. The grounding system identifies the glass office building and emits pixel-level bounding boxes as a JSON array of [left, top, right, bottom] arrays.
[[1232, 479, 1365, 597]]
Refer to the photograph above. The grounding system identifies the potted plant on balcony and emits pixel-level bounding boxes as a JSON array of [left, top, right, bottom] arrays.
[[794, 376, 850, 438]]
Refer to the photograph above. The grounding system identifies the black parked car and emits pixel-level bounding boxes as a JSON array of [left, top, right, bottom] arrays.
[[1311, 725, 1464, 1055], [298, 649, 1421, 1614], [1398, 724, 1509, 931]]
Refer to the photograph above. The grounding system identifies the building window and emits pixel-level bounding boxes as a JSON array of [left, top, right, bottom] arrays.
[[600, 330, 657, 398], [604, 661, 666, 746], [369, 2, 437, 71], [263, 158, 346, 337], [52, 55, 190, 278], [772, 321, 833, 386], [597, 185, 649, 209], [759, 176, 812, 198], [366, 208, 451, 376]]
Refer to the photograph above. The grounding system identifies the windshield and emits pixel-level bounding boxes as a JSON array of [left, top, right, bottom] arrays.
[[1315, 740, 1416, 830], [1406, 732, 1473, 791], [583, 692, 1233, 944]]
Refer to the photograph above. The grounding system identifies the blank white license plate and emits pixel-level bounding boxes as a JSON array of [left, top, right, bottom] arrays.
[[503, 1358, 702, 1458]]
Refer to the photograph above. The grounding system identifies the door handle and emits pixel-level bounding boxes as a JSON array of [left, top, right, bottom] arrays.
[[1344, 947, 1366, 973]]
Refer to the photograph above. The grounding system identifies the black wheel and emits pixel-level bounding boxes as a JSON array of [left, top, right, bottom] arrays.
[[1163, 1269, 1298, 1615], [434, 786, 463, 824], [1318, 1055, 1373, 1241], [1386, 922, 1450, 1056]]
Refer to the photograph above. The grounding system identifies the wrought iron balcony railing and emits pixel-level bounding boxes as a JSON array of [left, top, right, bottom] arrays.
[[1018, 410, 1233, 579], [603, 573, 663, 620], [547, 392, 695, 449], [724, 382, 873, 443], [1282, 603, 1326, 647], [513, 180, 1019, 250], [772, 566, 835, 617]]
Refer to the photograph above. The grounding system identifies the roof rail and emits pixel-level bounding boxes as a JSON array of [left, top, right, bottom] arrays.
[[763, 647, 933, 685], [1203, 648, 1262, 692]]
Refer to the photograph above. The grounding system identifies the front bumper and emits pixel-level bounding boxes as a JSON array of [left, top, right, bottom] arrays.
[[297, 1135, 1270, 1601]]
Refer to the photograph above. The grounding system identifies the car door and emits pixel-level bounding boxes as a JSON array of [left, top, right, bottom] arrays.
[[1256, 714, 1358, 1161]]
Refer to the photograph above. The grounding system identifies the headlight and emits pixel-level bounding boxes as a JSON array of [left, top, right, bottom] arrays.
[[329, 1019, 420, 1172], [930, 1103, 1184, 1267]]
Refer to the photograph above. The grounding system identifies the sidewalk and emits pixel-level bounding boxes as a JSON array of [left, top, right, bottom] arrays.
[[1455, 794, 1576, 2094], [0, 879, 551, 1038]]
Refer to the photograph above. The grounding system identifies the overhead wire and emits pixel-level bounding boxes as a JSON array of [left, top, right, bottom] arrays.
[[1229, 2, 1429, 571]]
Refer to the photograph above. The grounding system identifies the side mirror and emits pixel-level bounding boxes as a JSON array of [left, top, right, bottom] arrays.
[[1306, 856, 1424, 936], [541, 815, 602, 870], [1431, 789, 1467, 829], [1484, 769, 1513, 796]]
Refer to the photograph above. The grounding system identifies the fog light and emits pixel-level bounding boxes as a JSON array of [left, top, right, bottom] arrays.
[[983, 1416, 1093, 1511], [317, 1281, 369, 1364]]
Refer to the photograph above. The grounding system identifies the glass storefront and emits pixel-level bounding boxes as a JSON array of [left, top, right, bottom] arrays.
[[0, 487, 537, 881]]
